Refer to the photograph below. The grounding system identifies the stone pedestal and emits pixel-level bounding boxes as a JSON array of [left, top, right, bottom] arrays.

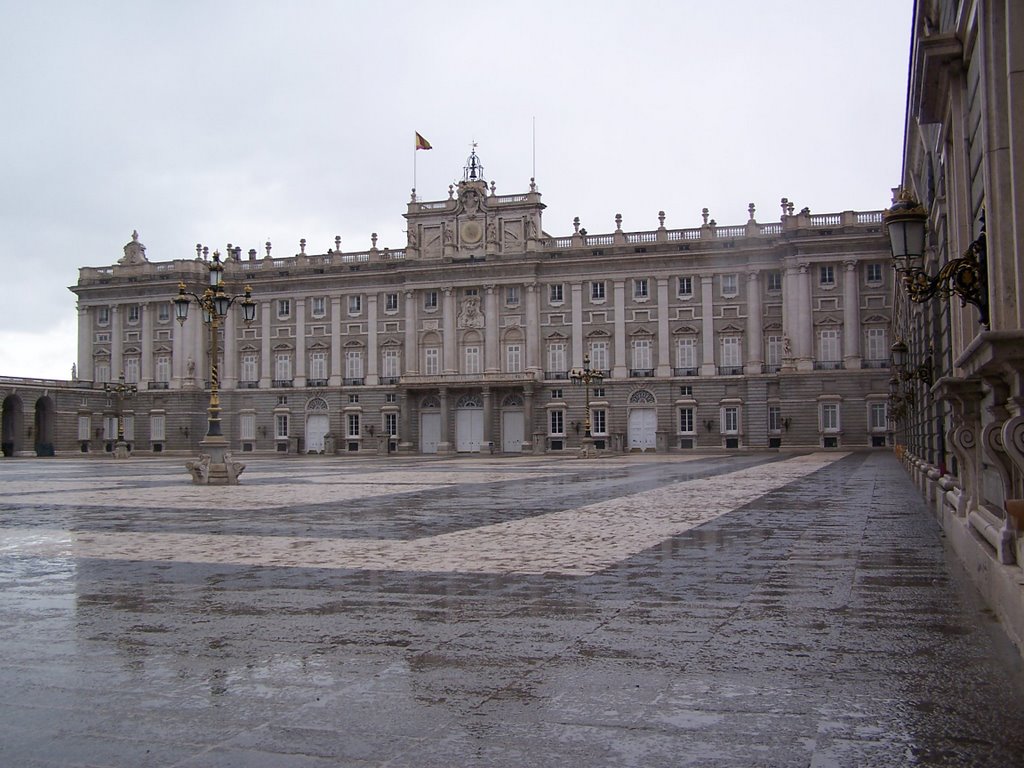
[[113, 441, 131, 459], [577, 436, 596, 459], [186, 437, 245, 485]]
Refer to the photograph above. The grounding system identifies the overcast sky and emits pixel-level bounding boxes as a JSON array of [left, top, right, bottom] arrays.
[[0, 0, 911, 380]]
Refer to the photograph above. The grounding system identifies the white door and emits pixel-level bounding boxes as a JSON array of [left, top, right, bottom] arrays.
[[456, 408, 483, 452], [305, 414, 330, 453], [501, 411, 524, 453], [628, 408, 657, 451], [420, 412, 440, 454]]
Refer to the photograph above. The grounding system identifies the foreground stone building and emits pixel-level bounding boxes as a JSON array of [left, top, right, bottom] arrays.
[[1, 151, 893, 458], [891, 0, 1024, 650]]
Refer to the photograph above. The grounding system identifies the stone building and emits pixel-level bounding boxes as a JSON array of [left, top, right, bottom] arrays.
[[889, 0, 1024, 649], [2, 150, 892, 457]]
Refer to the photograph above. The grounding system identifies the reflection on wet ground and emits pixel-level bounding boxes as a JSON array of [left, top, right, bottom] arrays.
[[1, 451, 1023, 767]]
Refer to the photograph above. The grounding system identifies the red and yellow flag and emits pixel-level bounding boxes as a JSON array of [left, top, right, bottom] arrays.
[[415, 132, 432, 151]]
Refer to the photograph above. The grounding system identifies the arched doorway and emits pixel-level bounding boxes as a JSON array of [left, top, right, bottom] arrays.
[[304, 397, 330, 453], [500, 393, 524, 453], [627, 389, 657, 451], [2, 394, 24, 457], [34, 396, 56, 456], [419, 395, 441, 454], [455, 393, 483, 453]]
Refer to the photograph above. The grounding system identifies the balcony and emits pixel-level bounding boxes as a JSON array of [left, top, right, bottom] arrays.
[[147, 381, 169, 390], [238, 380, 259, 389], [862, 359, 889, 369], [307, 379, 328, 388], [343, 377, 365, 386], [673, 367, 699, 377], [764, 364, 781, 373], [545, 371, 569, 380], [272, 379, 294, 388], [380, 377, 400, 385], [629, 369, 655, 378], [717, 366, 743, 376], [814, 361, 845, 371]]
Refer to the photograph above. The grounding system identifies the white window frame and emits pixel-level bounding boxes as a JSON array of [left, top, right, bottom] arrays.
[[820, 265, 835, 287], [721, 274, 739, 297], [275, 413, 289, 439], [676, 338, 697, 370], [240, 353, 257, 383], [424, 347, 440, 376], [381, 348, 400, 378], [348, 295, 362, 315], [275, 352, 292, 381], [123, 357, 140, 384], [591, 408, 607, 436], [385, 293, 399, 312], [506, 344, 522, 373], [78, 415, 91, 441], [819, 329, 841, 363], [633, 278, 649, 300], [678, 407, 695, 434], [505, 285, 520, 306], [464, 345, 481, 375], [277, 299, 291, 319], [632, 338, 652, 369], [722, 406, 740, 434], [311, 296, 327, 318], [591, 281, 606, 301], [423, 290, 438, 310], [240, 412, 255, 441], [820, 402, 840, 432], [549, 409, 565, 436], [309, 351, 328, 381], [720, 336, 742, 368], [549, 283, 564, 304], [347, 413, 361, 438], [345, 349, 364, 379], [677, 276, 693, 298], [589, 340, 609, 371]]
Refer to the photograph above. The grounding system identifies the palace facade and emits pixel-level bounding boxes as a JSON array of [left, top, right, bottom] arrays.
[[3, 152, 893, 457]]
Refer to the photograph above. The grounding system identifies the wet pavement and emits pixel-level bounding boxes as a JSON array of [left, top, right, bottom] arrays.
[[1, 451, 1023, 767]]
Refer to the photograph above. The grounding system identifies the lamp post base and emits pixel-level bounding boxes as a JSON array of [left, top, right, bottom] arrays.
[[113, 440, 131, 459], [578, 436, 597, 459], [186, 437, 245, 485]]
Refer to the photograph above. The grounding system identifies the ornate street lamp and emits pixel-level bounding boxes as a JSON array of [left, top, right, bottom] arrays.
[[569, 354, 604, 457], [173, 250, 256, 484], [883, 191, 989, 327], [103, 370, 137, 458]]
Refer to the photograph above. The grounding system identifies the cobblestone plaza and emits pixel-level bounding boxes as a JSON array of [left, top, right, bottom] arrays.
[[2, 452, 1024, 766]]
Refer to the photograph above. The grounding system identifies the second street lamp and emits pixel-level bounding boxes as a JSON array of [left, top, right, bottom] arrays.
[[569, 354, 604, 458], [103, 370, 137, 458], [173, 249, 256, 484]]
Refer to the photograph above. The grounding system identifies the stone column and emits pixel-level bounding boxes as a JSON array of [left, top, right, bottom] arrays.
[[484, 284, 499, 373], [442, 287, 457, 374], [523, 384, 535, 452], [613, 279, 627, 378], [259, 300, 272, 387], [525, 282, 541, 374], [140, 303, 153, 386], [700, 276, 716, 376], [404, 291, 418, 374], [399, 390, 413, 451], [656, 277, 671, 376], [482, 386, 493, 449], [77, 305, 93, 381], [294, 298, 306, 387], [110, 305, 123, 379], [842, 260, 861, 368], [796, 263, 813, 371], [222, 302, 237, 388], [438, 387, 450, 453], [571, 281, 584, 367], [366, 294, 379, 385], [745, 270, 763, 374], [330, 296, 342, 385]]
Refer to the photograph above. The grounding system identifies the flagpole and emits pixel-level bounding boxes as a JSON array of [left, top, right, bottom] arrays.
[[413, 138, 417, 200]]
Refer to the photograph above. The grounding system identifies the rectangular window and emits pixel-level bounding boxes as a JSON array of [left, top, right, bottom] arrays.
[[506, 344, 522, 373], [348, 295, 362, 314], [866, 263, 883, 283], [549, 409, 565, 435], [78, 414, 91, 441], [123, 357, 140, 384], [767, 270, 782, 291], [275, 353, 292, 381], [548, 342, 566, 374], [157, 304, 170, 323], [127, 305, 140, 324], [122, 414, 135, 441], [95, 363, 110, 383], [382, 348, 400, 378], [679, 385, 692, 396], [385, 393, 397, 403], [632, 338, 652, 370], [549, 283, 564, 303], [275, 413, 289, 439], [592, 408, 607, 435], [679, 407, 695, 434], [721, 274, 738, 297], [819, 329, 841, 362], [384, 412, 398, 437], [766, 336, 783, 368], [820, 265, 835, 286], [345, 349, 364, 379], [592, 386, 605, 398], [309, 351, 327, 381], [550, 388, 563, 399], [424, 290, 438, 310], [464, 288, 478, 297], [385, 293, 399, 312], [677, 276, 693, 297], [464, 345, 481, 374], [676, 338, 697, 370], [149, 411, 166, 442], [348, 394, 359, 404], [104, 415, 117, 440], [98, 307, 110, 325], [311, 297, 326, 317], [505, 285, 520, 306], [869, 402, 888, 430], [424, 347, 439, 375], [865, 327, 888, 362], [347, 413, 361, 438], [240, 354, 257, 383], [277, 299, 291, 319], [633, 278, 649, 299], [768, 405, 782, 432], [589, 341, 609, 371], [240, 412, 255, 441], [821, 403, 839, 431], [720, 336, 742, 368], [157, 356, 173, 384], [723, 406, 739, 434], [591, 281, 606, 300]]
